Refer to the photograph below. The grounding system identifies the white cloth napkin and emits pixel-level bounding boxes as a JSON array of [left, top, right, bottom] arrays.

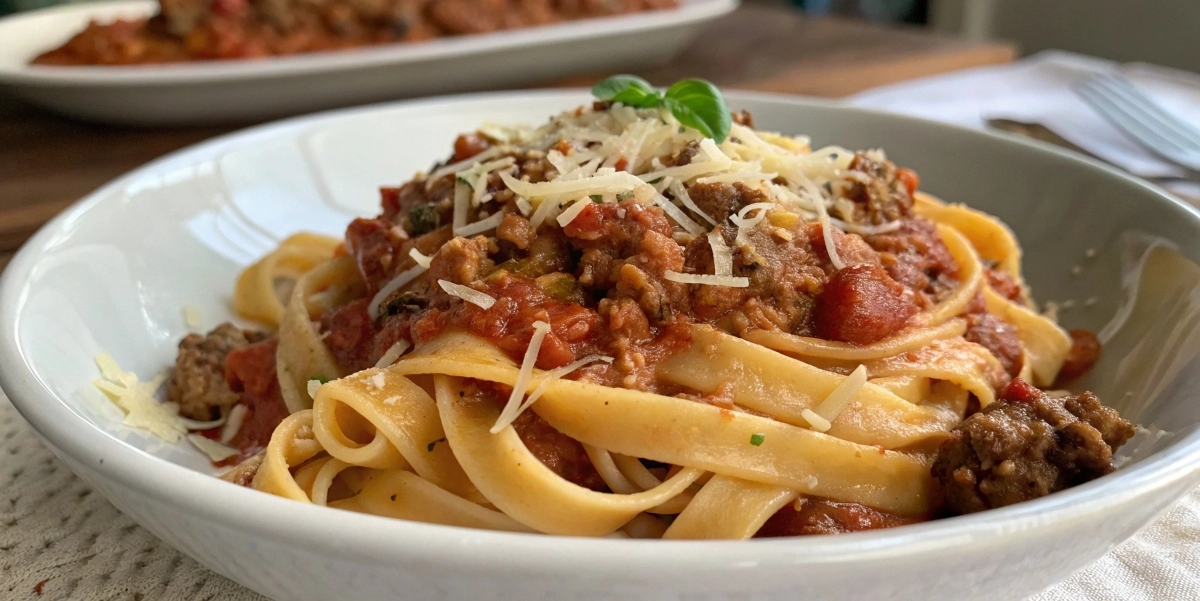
[[850, 51, 1200, 600], [848, 50, 1200, 187]]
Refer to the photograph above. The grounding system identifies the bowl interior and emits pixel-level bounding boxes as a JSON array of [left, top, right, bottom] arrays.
[[4, 89, 1200, 501]]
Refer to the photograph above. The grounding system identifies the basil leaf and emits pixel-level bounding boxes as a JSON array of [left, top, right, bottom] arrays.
[[663, 79, 731, 143], [592, 75, 662, 108]]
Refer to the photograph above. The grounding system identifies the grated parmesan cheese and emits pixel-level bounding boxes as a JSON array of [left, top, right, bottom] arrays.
[[186, 434, 239, 462], [182, 305, 203, 331], [492, 321, 552, 433], [454, 210, 507, 237], [408, 247, 432, 268], [93, 352, 186, 443], [556, 197, 594, 227], [219, 404, 248, 444], [516, 197, 533, 216], [708, 230, 735, 277], [368, 262, 429, 321], [438, 280, 497, 310], [427, 145, 506, 183], [307, 379, 322, 398], [812, 364, 867, 424], [668, 178, 716, 227], [375, 339, 411, 368], [369, 372, 386, 390], [801, 409, 832, 433], [664, 271, 749, 288], [516, 355, 613, 418]]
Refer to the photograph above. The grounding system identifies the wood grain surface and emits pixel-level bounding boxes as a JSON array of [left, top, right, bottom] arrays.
[[0, 5, 1015, 271]]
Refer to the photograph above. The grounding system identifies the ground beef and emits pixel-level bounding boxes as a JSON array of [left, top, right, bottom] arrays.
[[684, 182, 767, 224], [1056, 329, 1102, 384], [932, 378, 1134, 515], [964, 312, 1024, 379], [218, 450, 265, 487], [756, 496, 919, 537], [813, 264, 918, 344], [167, 323, 269, 420], [842, 152, 916, 225], [496, 213, 535, 250], [427, 235, 494, 286]]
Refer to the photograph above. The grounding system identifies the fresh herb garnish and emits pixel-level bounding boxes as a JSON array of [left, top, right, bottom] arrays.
[[589, 194, 604, 203], [427, 437, 447, 452], [750, 433, 765, 446], [616, 191, 634, 201], [592, 75, 732, 143], [456, 176, 472, 187], [648, 177, 664, 184], [311, 376, 330, 384]]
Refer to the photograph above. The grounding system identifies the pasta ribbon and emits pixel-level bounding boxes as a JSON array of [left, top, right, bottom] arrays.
[[276, 256, 363, 412], [234, 233, 343, 328], [435, 375, 706, 536], [663, 475, 798, 540], [659, 325, 960, 448]]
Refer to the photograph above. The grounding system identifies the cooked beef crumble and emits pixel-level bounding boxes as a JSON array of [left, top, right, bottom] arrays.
[[933, 378, 1134, 515]]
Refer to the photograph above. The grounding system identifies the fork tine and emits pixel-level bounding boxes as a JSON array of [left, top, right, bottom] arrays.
[[1078, 82, 1191, 155], [1090, 74, 1200, 152], [1095, 73, 1200, 149]]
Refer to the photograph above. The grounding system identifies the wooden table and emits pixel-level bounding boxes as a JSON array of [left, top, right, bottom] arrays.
[[0, 5, 1014, 272]]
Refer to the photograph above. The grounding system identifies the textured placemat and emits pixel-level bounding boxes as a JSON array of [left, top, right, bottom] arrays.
[[2, 388, 1197, 601]]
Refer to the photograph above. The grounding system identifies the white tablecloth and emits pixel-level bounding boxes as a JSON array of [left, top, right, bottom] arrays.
[[2, 389, 1198, 600]]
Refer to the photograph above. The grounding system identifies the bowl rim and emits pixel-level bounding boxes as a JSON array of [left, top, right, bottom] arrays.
[[3, 88, 1200, 573], [0, 0, 738, 87]]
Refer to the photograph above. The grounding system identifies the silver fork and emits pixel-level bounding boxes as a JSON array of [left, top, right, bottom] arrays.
[[1076, 72, 1200, 172]]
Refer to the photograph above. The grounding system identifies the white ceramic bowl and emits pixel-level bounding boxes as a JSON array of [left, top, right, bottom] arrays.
[[3, 90, 1200, 601], [0, 0, 736, 125]]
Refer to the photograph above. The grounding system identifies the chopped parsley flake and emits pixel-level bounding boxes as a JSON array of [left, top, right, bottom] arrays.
[[750, 433, 765, 446], [616, 191, 634, 201], [589, 194, 603, 203]]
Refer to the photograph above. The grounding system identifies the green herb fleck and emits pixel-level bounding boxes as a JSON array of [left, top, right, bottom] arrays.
[[456, 176, 472, 187], [750, 433, 765, 446], [589, 194, 604, 203], [591, 75, 731, 143], [427, 437, 447, 452], [648, 177, 664, 184], [311, 376, 330, 384], [406, 202, 441, 236], [616, 191, 634, 201]]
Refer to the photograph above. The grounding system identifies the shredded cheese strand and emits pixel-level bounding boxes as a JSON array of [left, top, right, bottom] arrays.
[[812, 364, 868, 424], [219, 404, 248, 444], [516, 355, 614, 416], [368, 262, 428, 321], [668, 179, 716, 227], [800, 409, 832, 433], [557, 197, 595, 227], [492, 321, 553, 433], [438, 280, 497, 310], [427, 146, 506, 182], [408, 248, 432, 268], [455, 210, 507, 237], [375, 339, 412, 368], [663, 271, 749, 288], [708, 230, 735, 277]]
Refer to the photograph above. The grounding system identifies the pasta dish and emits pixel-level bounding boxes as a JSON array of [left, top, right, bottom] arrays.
[[96, 78, 1135, 539], [32, 0, 676, 66]]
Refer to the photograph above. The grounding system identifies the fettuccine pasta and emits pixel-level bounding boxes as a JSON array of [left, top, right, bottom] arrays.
[[152, 88, 1135, 540]]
